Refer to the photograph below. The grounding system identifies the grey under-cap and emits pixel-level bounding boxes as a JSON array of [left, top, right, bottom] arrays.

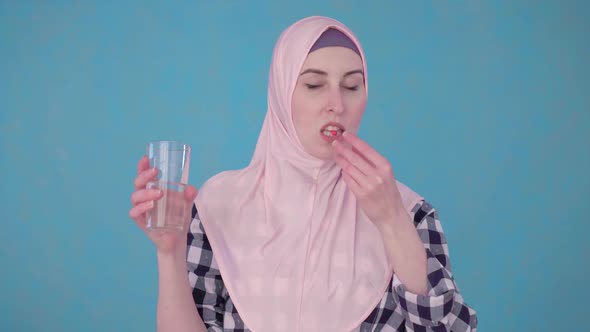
[[309, 28, 361, 56]]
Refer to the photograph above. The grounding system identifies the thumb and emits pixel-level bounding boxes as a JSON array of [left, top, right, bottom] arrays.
[[184, 185, 198, 202]]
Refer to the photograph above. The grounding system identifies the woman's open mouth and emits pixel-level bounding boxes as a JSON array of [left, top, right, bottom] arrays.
[[320, 122, 345, 142]]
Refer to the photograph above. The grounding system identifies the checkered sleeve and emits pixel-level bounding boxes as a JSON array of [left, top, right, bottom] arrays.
[[186, 203, 227, 331], [391, 200, 478, 331]]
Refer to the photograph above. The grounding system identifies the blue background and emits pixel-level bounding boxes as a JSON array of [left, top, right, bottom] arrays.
[[1, 1, 588, 331]]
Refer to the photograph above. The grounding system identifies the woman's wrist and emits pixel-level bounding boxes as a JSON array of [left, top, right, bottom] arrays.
[[157, 245, 186, 266]]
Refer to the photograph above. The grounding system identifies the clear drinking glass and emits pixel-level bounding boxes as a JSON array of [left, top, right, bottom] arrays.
[[145, 141, 191, 232]]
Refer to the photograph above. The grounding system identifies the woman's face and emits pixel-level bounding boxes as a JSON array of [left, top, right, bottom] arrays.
[[292, 46, 367, 161]]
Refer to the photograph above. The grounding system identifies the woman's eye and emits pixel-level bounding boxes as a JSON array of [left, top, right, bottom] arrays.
[[305, 84, 322, 89], [344, 85, 359, 91]]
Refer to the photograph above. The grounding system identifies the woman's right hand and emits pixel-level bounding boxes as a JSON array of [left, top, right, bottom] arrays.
[[129, 155, 198, 255]]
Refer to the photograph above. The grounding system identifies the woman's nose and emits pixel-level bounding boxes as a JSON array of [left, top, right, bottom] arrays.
[[326, 89, 344, 114]]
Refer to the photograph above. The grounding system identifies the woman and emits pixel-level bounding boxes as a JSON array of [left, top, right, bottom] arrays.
[[129, 16, 477, 331]]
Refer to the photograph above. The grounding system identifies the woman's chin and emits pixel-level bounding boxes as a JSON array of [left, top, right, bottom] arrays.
[[309, 147, 336, 161]]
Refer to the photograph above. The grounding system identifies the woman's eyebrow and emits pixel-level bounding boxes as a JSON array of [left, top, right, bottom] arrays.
[[343, 69, 364, 77], [300, 68, 327, 76], [299, 68, 364, 77]]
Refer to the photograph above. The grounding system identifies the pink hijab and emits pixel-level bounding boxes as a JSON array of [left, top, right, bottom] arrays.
[[195, 16, 423, 332]]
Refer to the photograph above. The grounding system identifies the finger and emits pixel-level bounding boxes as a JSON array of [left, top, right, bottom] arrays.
[[129, 200, 154, 221], [184, 185, 198, 202], [131, 188, 163, 205], [333, 140, 374, 176], [134, 167, 158, 189], [341, 169, 364, 198], [342, 132, 389, 170], [334, 154, 369, 189], [137, 155, 150, 175]]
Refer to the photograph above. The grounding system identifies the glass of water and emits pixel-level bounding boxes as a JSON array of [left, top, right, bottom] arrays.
[[145, 141, 191, 232]]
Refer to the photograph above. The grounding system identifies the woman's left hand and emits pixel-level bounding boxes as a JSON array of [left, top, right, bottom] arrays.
[[332, 132, 409, 229]]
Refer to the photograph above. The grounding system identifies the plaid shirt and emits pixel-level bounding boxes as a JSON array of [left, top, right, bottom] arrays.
[[186, 200, 478, 331]]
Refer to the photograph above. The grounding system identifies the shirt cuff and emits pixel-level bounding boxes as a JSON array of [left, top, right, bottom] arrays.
[[391, 248, 457, 327]]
